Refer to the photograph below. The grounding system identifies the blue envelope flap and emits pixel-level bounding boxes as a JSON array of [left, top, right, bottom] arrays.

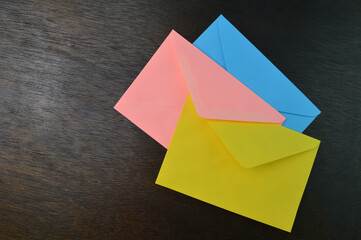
[[194, 15, 321, 118]]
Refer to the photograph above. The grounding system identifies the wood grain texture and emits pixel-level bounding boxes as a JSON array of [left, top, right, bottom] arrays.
[[0, 0, 360, 239]]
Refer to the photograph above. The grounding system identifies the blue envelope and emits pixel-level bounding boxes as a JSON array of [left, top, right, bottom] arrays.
[[193, 15, 321, 132]]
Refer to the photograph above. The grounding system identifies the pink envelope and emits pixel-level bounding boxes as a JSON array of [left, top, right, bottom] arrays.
[[114, 31, 285, 148]]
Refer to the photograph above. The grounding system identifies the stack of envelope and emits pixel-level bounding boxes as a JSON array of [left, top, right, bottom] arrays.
[[114, 15, 321, 232]]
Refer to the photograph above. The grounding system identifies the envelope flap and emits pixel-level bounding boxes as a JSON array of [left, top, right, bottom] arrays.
[[214, 15, 320, 117], [168, 31, 285, 124], [207, 120, 320, 168]]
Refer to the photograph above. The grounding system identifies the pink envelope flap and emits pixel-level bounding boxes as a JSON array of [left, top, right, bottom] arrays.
[[115, 30, 285, 148], [169, 30, 285, 124]]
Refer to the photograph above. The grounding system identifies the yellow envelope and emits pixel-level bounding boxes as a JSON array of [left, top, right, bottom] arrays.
[[156, 96, 320, 232]]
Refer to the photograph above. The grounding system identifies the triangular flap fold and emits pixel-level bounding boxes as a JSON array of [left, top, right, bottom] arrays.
[[168, 30, 285, 124], [207, 120, 320, 168]]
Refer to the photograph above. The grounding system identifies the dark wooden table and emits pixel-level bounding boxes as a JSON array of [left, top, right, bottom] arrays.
[[1, 1, 360, 239]]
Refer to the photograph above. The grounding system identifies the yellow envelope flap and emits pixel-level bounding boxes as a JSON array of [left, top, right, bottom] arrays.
[[207, 120, 320, 168]]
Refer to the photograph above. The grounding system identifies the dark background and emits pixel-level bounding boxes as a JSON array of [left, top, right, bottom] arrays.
[[1, 0, 360, 239]]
